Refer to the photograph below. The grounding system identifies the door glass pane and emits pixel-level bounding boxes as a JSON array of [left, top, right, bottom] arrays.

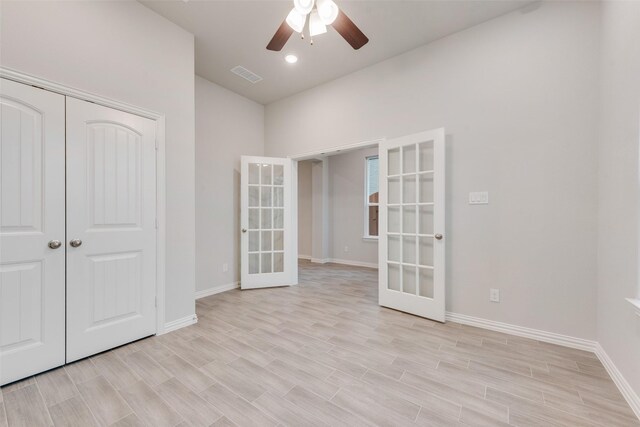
[[388, 263, 401, 291], [249, 186, 259, 207], [249, 231, 260, 252], [249, 253, 260, 274], [249, 163, 260, 184], [273, 164, 284, 185], [403, 266, 417, 295], [403, 206, 416, 234], [261, 208, 272, 229], [261, 253, 272, 273], [274, 252, 284, 272], [261, 231, 272, 251], [249, 208, 260, 229], [273, 230, 284, 251], [388, 235, 400, 262], [418, 206, 434, 235], [273, 208, 284, 229], [418, 141, 434, 172], [403, 175, 416, 204], [419, 237, 433, 267], [402, 145, 416, 174], [388, 148, 400, 176], [419, 174, 433, 203], [273, 186, 284, 207], [388, 207, 400, 233], [388, 177, 401, 204], [402, 236, 416, 264], [419, 268, 434, 298], [261, 186, 272, 207], [261, 164, 272, 185]]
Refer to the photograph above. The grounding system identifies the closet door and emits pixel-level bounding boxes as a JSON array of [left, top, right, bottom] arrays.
[[0, 79, 66, 385], [66, 98, 157, 362]]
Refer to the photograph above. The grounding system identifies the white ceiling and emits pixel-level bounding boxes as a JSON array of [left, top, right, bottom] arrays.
[[142, 0, 530, 104]]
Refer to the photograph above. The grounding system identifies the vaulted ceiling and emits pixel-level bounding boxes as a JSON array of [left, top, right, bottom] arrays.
[[142, 1, 531, 104]]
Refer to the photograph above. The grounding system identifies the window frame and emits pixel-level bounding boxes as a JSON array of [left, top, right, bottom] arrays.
[[364, 155, 379, 240]]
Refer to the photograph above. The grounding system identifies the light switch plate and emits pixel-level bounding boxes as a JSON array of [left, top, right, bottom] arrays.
[[469, 191, 489, 205]]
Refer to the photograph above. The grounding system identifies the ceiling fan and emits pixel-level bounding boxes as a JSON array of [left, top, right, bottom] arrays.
[[267, 0, 369, 51]]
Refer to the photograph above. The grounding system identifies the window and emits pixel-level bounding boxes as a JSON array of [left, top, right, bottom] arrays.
[[365, 156, 379, 238]]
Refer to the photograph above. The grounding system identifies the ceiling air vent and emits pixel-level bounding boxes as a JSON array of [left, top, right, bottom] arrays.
[[230, 66, 263, 84]]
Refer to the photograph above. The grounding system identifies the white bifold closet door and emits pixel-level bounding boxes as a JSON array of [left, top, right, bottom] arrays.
[[0, 79, 66, 385], [66, 97, 157, 362]]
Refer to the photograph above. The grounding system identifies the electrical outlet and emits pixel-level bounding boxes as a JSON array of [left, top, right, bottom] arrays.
[[344, 246, 349, 253], [490, 288, 500, 302], [222, 263, 228, 273]]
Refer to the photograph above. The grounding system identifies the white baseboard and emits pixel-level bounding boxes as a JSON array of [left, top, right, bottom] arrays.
[[595, 343, 640, 419], [195, 282, 240, 299], [445, 312, 597, 352], [298, 254, 312, 260], [310, 257, 331, 264], [328, 258, 379, 269], [163, 314, 197, 334]]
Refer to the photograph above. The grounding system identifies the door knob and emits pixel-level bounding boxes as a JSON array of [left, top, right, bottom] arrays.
[[435, 233, 443, 240], [242, 229, 247, 233], [69, 239, 83, 248], [48, 240, 62, 249]]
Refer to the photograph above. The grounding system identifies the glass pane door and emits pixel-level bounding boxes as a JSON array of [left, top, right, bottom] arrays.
[[241, 156, 295, 289], [379, 129, 445, 321]]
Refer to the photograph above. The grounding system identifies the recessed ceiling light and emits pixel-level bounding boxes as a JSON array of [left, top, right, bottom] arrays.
[[285, 54, 298, 64]]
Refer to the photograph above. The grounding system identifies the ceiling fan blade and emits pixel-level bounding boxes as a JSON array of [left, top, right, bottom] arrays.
[[267, 20, 294, 51], [332, 9, 369, 50]]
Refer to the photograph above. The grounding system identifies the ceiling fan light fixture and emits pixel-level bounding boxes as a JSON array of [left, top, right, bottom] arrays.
[[285, 8, 306, 33], [316, 0, 338, 25], [309, 10, 327, 37], [293, 0, 315, 15]]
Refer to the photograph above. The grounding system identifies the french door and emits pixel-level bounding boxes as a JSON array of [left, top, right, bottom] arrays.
[[66, 98, 157, 362], [240, 156, 296, 289], [0, 78, 66, 385], [378, 128, 446, 322]]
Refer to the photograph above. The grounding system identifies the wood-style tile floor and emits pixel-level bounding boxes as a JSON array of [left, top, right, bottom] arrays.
[[1, 261, 638, 427]]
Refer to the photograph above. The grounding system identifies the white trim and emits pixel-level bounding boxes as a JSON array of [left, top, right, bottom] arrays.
[[0, 67, 162, 119], [289, 138, 384, 161], [163, 314, 198, 334], [329, 258, 378, 269], [445, 312, 597, 352], [627, 298, 640, 317], [298, 254, 312, 260], [362, 236, 379, 242], [310, 258, 331, 264], [1, 67, 168, 336], [195, 282, 240, 299], [595, 343, 640, 419]]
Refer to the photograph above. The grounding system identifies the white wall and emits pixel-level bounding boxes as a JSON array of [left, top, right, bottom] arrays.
[[329, 148, 378, 266], [0, 1, 196, 323], [298, 160, 313, 257], [266, 1, 601, 339], [195, 75, 264, 293], [597, 0, 640, 402]]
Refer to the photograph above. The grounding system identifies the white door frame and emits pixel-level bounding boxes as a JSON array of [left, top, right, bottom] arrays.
[[0, 67, 169, 335]]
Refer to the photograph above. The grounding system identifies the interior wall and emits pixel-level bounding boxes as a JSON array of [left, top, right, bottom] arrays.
[[195, 76, 264, 293], [266, 1, 601, 339], [0, 1, 196, 323], [298, 160, 313, 258], [597, 0, 640, 401], [329, 147, 378, 266]]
